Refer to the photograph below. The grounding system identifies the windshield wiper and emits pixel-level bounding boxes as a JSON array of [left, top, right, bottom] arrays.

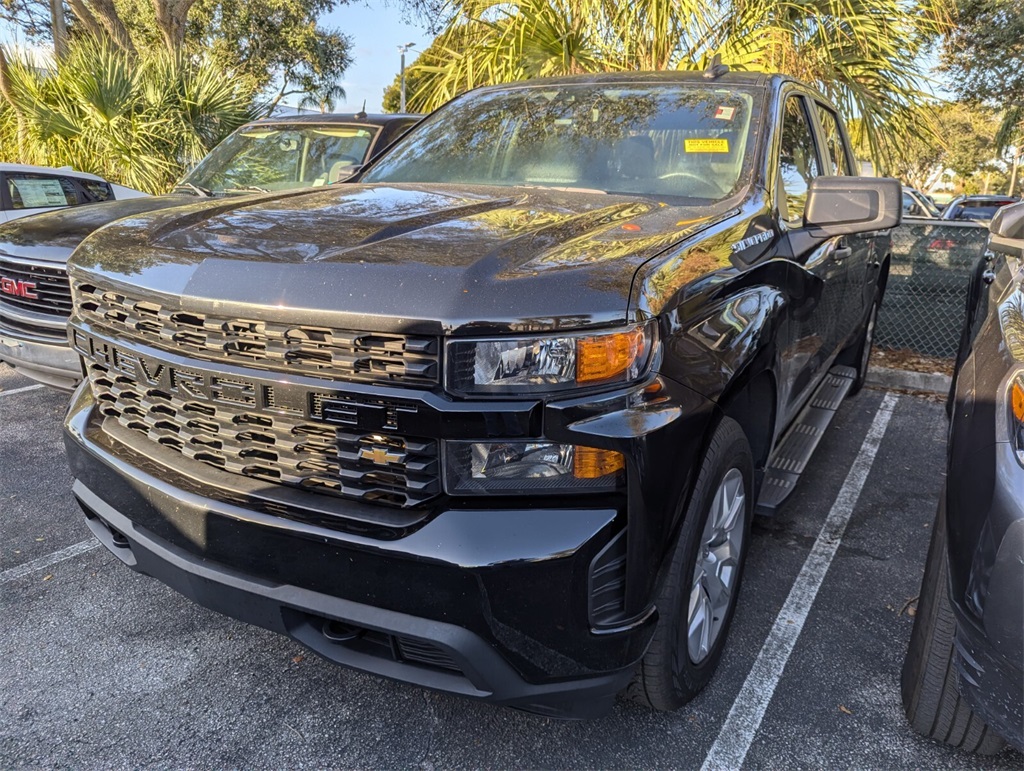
[[223, 185, 270, 194], [173, 181, 213, 197]]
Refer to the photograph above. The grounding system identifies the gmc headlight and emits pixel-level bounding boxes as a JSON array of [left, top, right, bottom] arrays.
[[445, 322, 657, 396], [444, 441, 624, 495]]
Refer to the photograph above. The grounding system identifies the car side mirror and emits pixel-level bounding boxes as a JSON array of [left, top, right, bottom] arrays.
[[989, 201, 1024, 257], [804, 176, 902, 235]]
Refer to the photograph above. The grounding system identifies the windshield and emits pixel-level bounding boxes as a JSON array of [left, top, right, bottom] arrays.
[[363, 84, 760, 202], [181, 124, 378, 194]]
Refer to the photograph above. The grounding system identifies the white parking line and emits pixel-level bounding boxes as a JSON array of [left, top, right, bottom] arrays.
[[701, 392, 899, 771], [0, 538, 100, 585], [0, 383, 44, 397]]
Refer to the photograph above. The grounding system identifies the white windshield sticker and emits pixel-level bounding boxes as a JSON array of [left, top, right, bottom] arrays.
[[12, 179, 68, 208]]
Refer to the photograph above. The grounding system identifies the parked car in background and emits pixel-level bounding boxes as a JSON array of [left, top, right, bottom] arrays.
[[176, 112, 421, 193], [0, 163, 146, 222], [902, 201, 1024, 754], [62, 70, 899, 718], [0, 112, 420, 389], [903, 187, 942, 218], [941, 194, 1020, 223]]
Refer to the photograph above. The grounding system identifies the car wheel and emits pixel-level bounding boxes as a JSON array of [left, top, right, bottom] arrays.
[[841, 292, 879, 397], [900, 498, 1005, 755], [627, 416, 753, 711]]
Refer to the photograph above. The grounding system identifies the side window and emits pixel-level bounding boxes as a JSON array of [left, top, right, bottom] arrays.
[[77, 178, 114, 202], [816, 106, 852, 175], [6, 173, 80, 210], [777, 96, 821, 226]]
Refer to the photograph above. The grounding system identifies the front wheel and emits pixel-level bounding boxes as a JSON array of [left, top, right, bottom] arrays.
[[627, 417, 753, 711], [900, 499, 1005, 754]]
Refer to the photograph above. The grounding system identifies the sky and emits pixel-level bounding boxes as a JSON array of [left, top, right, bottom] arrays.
[[319, 3, 434, 114]]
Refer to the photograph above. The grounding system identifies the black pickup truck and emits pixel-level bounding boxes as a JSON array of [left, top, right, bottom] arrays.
[[62, 71, 900, 718]]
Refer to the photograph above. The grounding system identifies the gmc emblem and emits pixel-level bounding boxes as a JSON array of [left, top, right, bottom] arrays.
[[0, 276, 38, 299]]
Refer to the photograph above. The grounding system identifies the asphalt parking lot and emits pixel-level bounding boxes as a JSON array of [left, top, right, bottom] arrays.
[[1, 360, 1021, 769]]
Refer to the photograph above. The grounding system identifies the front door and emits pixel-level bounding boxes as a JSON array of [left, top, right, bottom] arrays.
[[774, 93, 848, 427]]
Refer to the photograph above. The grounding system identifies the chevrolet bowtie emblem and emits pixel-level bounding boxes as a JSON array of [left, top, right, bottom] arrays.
[[359, 445, 405, 466]]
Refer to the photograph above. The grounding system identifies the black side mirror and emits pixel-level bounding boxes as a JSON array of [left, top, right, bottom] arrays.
[[804, 176, 902, 235], [989, 201, 1024, 257]]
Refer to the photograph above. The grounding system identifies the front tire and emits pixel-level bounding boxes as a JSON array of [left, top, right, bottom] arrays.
[[900, 499, 1005, 755], [627, 417, 753, 711]]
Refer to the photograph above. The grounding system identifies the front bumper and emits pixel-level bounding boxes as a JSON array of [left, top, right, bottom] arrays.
[[0, 326, 80, 390], [63, 377, 706, 717]]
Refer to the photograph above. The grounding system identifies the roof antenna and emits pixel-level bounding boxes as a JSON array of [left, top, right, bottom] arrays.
[[356, 100, 367, 119], [703, 53, 730, 80]]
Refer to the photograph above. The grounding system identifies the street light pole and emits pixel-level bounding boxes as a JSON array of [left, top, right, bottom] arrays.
[[398, 42, 415, 113]]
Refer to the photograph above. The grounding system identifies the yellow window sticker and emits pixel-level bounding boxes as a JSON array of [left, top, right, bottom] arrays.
[[685, 138, 730, 153]]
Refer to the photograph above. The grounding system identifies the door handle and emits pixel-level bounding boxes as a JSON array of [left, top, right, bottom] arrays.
[[834, 246, 852, 263]]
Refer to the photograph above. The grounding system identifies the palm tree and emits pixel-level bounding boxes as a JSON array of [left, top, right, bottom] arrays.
[[299, 82, 348, 114], [0, 39, 254, 193], [402, 0, 953, 169]]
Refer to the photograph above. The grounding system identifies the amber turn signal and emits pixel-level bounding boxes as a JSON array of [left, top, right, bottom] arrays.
[[1012, 379, 1024, 423], [576, 327, 648, 384], [573, 447, 625, 479]]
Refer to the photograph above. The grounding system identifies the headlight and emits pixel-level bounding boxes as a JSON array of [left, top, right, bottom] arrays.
[[445, 322, 656, 396], [1011, 374, 1024, 466], [444, 441, 624, 495]]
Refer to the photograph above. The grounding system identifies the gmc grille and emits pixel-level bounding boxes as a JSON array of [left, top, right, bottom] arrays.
[[73, 282, 440, 386], [0, 256, 72, 338], [85, 360, 441, 508]]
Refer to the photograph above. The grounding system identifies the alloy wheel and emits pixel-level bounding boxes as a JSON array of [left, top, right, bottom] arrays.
[[687, 467, 746, 664]]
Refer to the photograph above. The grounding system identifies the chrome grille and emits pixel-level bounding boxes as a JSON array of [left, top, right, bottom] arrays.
[[86, 360, 441, 508], [73, 282, 439, 386], [0, 256, 71, 316]]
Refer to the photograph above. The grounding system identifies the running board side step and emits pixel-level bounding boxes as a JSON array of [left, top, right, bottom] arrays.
[[755, 365, 857, 517]]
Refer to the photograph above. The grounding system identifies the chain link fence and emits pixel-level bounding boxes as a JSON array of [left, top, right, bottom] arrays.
[[876, 218, 989, 358]]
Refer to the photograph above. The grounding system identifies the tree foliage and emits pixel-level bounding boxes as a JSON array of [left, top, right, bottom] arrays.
[[872, 101, 1019, 194], [1, 0, 353, 110], [187, 0, 353, 113], [0, 39, 253, 192], [941, 0, 1024, 105], [391, 0, 953, 169]]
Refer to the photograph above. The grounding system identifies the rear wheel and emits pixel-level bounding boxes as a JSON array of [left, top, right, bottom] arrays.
[[627, 417, 753, 711], [901, 501, 1006, 755]]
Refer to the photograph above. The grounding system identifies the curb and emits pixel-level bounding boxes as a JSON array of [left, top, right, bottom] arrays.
[[867, 366, 952, 395]]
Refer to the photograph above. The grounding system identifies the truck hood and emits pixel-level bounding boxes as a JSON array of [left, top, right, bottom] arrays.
[[0, 195, 195, 263], [72, 183, 723, 335]]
